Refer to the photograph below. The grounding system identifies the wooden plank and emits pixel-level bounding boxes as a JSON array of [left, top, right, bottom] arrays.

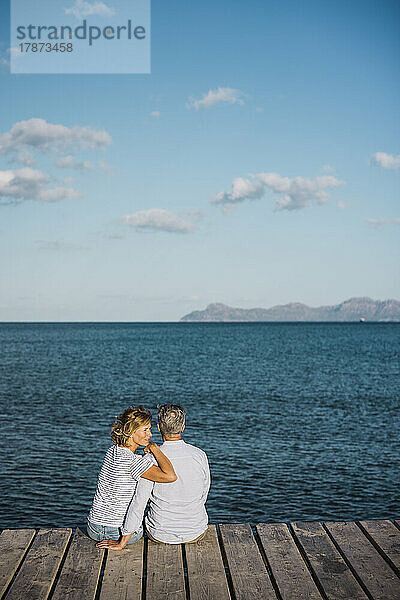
[[51, 528, 103, 600], [5, 528, 71, 600], [219, 523, 275, 600], [0, 529, 36, 597], [185, 525, 230, 600], [99, 537, 144, 600], [257, 522, 322, 600], [326, 521, 400, 600], [146, 539, 185, 600], [292, 521, 368, 600], [360, 520, 400, 571]]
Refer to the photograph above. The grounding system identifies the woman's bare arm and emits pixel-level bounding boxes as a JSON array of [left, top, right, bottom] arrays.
[[141, 443, 177, 482]]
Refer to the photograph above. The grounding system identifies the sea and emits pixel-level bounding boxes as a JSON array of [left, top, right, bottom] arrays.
[[0, 322, 399, 529]]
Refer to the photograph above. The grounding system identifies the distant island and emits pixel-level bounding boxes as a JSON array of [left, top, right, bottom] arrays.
[[180, 297, 400, 322]]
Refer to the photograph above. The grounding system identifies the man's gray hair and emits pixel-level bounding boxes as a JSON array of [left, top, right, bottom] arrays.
[[158, 404, 186, 436]]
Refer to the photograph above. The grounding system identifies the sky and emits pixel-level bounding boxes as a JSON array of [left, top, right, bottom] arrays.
[[0, 0, 399, 321]]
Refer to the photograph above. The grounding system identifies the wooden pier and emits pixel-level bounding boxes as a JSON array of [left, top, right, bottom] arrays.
[[1, 520, 400, 599]]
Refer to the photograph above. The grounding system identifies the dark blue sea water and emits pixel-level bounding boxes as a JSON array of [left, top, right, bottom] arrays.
[[0, 322, 399, 529]]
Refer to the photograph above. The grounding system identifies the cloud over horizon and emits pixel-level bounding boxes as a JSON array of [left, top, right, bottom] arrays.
[[35, 240, 87, 251], [0, 168, 81, 204], [122, 208, 195, 234], [211, 171, 345, 211], [367, 217, 400, 226], [187, 87, 246, 110], [371, 152, 400, 170]]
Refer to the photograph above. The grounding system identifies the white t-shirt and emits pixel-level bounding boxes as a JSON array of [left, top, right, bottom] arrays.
[[88, 445, 154, 527]]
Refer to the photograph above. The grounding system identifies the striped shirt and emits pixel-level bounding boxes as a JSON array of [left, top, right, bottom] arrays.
[[88, 445, 154, 527]]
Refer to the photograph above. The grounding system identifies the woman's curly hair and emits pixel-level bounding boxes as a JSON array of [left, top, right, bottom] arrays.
[[111, 406, 152, 447]]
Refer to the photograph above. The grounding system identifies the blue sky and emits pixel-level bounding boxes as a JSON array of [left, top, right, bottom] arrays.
[[0, 0, 399, 321]]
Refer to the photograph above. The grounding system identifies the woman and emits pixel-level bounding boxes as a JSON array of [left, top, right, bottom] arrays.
[[87, 405, 176, 544]]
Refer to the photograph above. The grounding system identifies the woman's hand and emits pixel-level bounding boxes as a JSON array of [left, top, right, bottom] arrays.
[[96, 538, 127, 550], [141, 445, 177, 483], [144, 442, 158, 454]]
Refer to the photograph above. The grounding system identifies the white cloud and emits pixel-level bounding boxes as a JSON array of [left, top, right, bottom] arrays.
[[187, 209, 206, 220], [5, 47, 22, 68], [212, 177, 265, 207], [0, 168, 81, 204], [371, 152, 400, 170], [260, 173, 344, 211], [337, 201, 346, 210], [65, 0, 115, 20], [187, 87, 246, 110], [13, 150, 36, 167], [122, 209, 194, 234], [150, 111, 161, 118], [37, 187, 81, 202], [0, 52, 9, 68], [54, 155, 94, 170], [0, 118, 112, 161], [211, 171, 345, 212], [0, 120, 111, 207], [367, 217, 400, 226]]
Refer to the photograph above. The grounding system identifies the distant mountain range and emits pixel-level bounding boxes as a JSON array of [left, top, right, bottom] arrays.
[[180, 297, 400, 322]]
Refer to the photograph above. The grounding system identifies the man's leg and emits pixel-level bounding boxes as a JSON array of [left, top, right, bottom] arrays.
[[146, 529, 207, 544], [185, 530, 207, 544], [146, 529, 165, 544]]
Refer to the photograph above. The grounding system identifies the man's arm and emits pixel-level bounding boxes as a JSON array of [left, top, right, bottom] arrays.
[[122, 476, 154, 535], [202, 454, 211, 499]]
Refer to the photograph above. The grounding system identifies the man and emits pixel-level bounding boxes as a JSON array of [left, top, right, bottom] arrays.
[[98, 403, 210, 548]]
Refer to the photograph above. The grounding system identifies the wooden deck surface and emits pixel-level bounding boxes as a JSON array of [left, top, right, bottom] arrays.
[[1, 520, 399, 600]]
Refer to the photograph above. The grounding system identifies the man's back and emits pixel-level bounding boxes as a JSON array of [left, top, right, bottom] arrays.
[[122, 439, 210, 544]]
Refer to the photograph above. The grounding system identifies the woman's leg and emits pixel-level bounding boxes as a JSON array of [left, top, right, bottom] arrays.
[[87, 520, 143, 545], [87, 520, 119, 541]]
